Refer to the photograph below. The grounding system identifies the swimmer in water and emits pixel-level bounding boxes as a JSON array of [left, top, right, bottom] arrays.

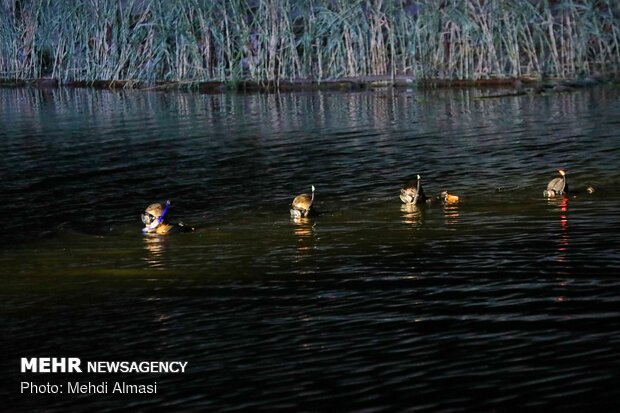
[[290, 185, 316, 218], [400, 175, 427, 205], [141, 200, 194, 235], [543, 169, 568, 198]]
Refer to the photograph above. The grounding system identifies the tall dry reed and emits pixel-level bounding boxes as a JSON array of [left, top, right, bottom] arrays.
[[0, 0, 618, 85]]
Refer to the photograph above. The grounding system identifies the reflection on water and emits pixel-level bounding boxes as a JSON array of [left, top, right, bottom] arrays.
[[553, 197, 571, 303], [2, 86, 620, 412], [400, 203, 423, 227], [292, 217, 315, 254], [547, 196, 570, 264], [442, 203, 460, 227], [142, 235, 168, 269]]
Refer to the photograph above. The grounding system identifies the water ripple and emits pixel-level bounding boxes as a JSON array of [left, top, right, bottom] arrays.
[[2, 86, 620, 411]]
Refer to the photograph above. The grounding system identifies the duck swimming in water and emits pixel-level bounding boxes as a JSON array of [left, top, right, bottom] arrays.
[[290, 185, 315, 218], [400, 175, 427, 205], [543, 169, 568, 198], [141, 200, 194, 235]]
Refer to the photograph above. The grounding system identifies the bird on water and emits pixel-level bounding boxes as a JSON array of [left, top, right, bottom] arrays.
[[290, 185, 315, 218], [400, 175, 427, 205], [543, 169, 568, 198]]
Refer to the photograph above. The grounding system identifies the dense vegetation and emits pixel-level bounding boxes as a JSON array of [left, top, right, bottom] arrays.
[[1, 0, 619, 85]]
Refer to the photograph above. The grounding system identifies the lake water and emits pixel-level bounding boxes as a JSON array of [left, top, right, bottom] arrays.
[[2, 86, 620, 411]]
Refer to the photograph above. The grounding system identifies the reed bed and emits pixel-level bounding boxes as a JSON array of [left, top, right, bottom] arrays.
[[1, 0, 618, 86]]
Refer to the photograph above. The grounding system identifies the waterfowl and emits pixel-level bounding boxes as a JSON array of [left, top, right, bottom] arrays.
[[543, 169, 568, 198], [290, 185, 315, 218], [400, 175, 427, 205]]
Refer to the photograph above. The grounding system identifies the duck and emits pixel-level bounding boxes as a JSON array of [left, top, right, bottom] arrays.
[[290, 185, 315, 218], [400, 175, 427, 205], [543, 169, 568, 198]]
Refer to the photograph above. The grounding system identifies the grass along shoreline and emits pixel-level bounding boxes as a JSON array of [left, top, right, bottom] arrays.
[[1, 0, 619, 91], [1, 73, 618, 94]]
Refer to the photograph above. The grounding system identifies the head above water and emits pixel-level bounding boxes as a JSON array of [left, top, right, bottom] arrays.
[[142, 200, 171, 232], [399, 175, 426, 205], [543, 169, 568, 198], [145, 203, 165, 218], [290, 185, 316, 218]]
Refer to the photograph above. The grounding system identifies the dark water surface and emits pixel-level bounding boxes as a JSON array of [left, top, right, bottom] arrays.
[[2, 86, 620, 411]]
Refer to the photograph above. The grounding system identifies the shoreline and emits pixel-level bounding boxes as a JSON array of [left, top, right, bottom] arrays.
[[1, 73, 618, 93]]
